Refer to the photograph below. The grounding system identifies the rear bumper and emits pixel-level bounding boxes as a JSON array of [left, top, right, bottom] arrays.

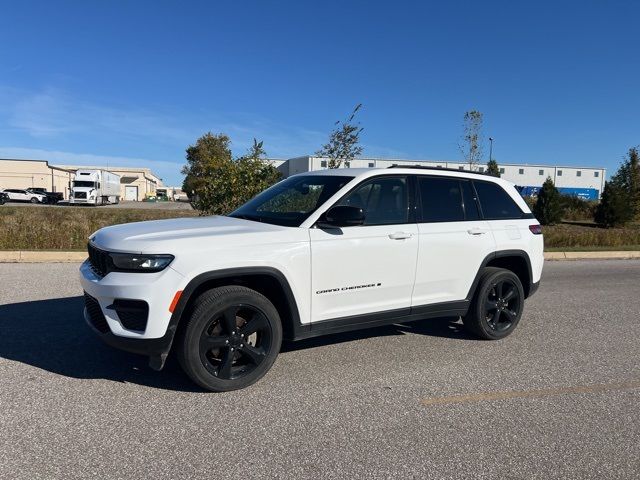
[[527, 280, 540, 298]]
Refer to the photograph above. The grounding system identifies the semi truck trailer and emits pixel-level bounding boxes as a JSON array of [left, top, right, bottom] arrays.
[[70, 169, 121, 205]]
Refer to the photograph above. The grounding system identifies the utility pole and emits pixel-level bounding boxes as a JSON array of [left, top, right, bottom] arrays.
[[489, 137, 494, 163]]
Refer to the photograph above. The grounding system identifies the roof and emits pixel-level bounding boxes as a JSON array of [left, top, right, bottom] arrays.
[[291, 166, 510, 185]]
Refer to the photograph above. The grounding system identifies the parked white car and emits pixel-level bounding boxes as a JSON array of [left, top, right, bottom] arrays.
[[2, 188, 47, 203], [80, 166, 544, 391]]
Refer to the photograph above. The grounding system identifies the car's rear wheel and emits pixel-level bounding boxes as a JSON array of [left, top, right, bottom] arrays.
[[177, 286, 282, 392], [463, 267, 524, 340]]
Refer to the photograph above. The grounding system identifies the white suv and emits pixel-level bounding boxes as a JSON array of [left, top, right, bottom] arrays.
[[2, 188, 47, 203], [80, 167, 543, 391]]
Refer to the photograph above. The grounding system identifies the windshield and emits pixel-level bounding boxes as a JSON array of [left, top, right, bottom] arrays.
[[229, 175, 353, 227], [73, 181, 96, 188]]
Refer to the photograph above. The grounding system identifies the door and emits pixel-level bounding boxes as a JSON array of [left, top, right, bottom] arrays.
[[310, 175, 419, 322], [125, 186, 138, 201], [411, 176, 496, 306]]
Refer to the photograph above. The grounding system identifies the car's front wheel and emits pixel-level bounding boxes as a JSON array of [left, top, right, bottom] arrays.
[[177, 286, 282, 392], [463, 267, 524, 340], [30, 197, 39, 203]]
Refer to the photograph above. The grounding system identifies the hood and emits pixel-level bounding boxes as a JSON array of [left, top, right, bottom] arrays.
[[90, 215, 294, 253]]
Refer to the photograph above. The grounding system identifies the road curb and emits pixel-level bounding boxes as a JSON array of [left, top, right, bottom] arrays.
[[544, 251, 640, 261], [0, 250, 639, 263], [0, 251, 87, 263]]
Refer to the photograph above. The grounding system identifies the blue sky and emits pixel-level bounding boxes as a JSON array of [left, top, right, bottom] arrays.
[[1, 0, 639, 185]]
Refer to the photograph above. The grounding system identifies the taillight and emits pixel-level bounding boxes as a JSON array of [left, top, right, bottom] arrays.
[[529, 224, 542, 235]]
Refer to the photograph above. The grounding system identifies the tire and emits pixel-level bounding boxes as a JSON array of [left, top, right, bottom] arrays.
[[463, 267, 525, 340], [177, 286, 283, 392], [30, 197, 39, 203]]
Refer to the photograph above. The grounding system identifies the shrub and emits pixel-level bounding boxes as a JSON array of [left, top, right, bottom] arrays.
[[558, 195, 597, 221], [533, 177, 563, 225], [595, 181, 633, 227]]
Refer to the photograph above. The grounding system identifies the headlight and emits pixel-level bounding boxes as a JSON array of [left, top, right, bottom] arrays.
[[109, 253, 174, 272]]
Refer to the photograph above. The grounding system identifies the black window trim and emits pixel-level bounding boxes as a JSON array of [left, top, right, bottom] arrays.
[[316, 174, 415, 227]]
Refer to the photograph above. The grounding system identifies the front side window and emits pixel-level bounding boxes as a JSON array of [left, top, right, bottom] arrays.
[[337, 176, 408, 225], [473, 181, 524, 220], [230, 175, 352, 227]]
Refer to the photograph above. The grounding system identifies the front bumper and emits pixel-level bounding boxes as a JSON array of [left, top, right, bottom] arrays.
[[84, 307, 175, 369], [79, 259, 185, 368]]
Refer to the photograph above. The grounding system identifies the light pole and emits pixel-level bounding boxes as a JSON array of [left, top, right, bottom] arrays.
[[489, 137, 494, 163]]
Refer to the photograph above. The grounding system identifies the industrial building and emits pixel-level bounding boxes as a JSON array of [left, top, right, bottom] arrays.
[[0, 158, 163, 201], [277, 156, 606, 200]]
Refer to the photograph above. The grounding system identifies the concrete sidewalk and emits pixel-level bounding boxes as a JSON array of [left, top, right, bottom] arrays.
[[1, 250, 640, 263]]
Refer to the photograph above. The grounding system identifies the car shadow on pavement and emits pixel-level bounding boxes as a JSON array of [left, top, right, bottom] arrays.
[[0, 296, 474, 391], [0, 296, 201, 392]]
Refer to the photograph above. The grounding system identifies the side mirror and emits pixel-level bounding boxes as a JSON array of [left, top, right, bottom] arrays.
[[317, 205, 365, 228]]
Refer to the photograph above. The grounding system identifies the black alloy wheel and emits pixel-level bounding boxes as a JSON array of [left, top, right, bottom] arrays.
[[199, 304, 273, 380], [178, 285, 282, 392], [483, 278, 521, 332], [463, 267, 525, 340]]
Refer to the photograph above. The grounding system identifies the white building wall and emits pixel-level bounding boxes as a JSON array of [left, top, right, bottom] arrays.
[[283, 156, 606, 195]]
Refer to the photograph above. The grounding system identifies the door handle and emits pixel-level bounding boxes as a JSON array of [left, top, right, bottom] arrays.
[[389, 232, 412, 240], [467, 228, 488, 235]]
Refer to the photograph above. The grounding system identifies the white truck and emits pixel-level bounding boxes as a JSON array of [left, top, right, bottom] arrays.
[[70, 169, 121, 205]]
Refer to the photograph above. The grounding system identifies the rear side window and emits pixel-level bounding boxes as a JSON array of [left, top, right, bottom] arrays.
[[473, 181, 524, 219], [418, 177, 465, 222]]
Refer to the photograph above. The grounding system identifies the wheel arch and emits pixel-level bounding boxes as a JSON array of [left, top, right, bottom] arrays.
[[467, 250, 534, 299], [169, 267, 301, 344]]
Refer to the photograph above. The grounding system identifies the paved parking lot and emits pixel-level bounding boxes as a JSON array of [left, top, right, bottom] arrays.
[[0, 260, 639, 479]]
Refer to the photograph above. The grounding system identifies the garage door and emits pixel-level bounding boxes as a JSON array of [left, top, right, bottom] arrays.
[[125, 186, 138, 201]]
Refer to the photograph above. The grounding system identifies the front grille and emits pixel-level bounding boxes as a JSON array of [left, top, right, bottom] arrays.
[[75, 192, 87, 199], [84, 292, 110, 333], [112, 299, 149, 332], [87, 243, 110, 278]]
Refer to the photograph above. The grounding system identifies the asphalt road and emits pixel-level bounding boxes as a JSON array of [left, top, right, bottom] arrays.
[[1, 260, 639, 479]]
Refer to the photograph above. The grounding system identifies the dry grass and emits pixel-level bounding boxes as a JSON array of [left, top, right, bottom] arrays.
[[1, 205, 639, 251], [543, 222, 640, 249], [0, 206, 198, 250]]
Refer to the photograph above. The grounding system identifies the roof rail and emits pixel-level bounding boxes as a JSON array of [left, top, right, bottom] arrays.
[[387, 164, 489, 176]]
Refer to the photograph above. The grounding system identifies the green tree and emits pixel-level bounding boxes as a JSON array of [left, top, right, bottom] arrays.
[[533, 177, 563, 225], [182, 133, 281, 215], [595, 180, 633, 227], [459, 110, 483, 171], [610, 147, 640, 219], [316, 104, 364, 168], [486, 158, 500, 177]]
